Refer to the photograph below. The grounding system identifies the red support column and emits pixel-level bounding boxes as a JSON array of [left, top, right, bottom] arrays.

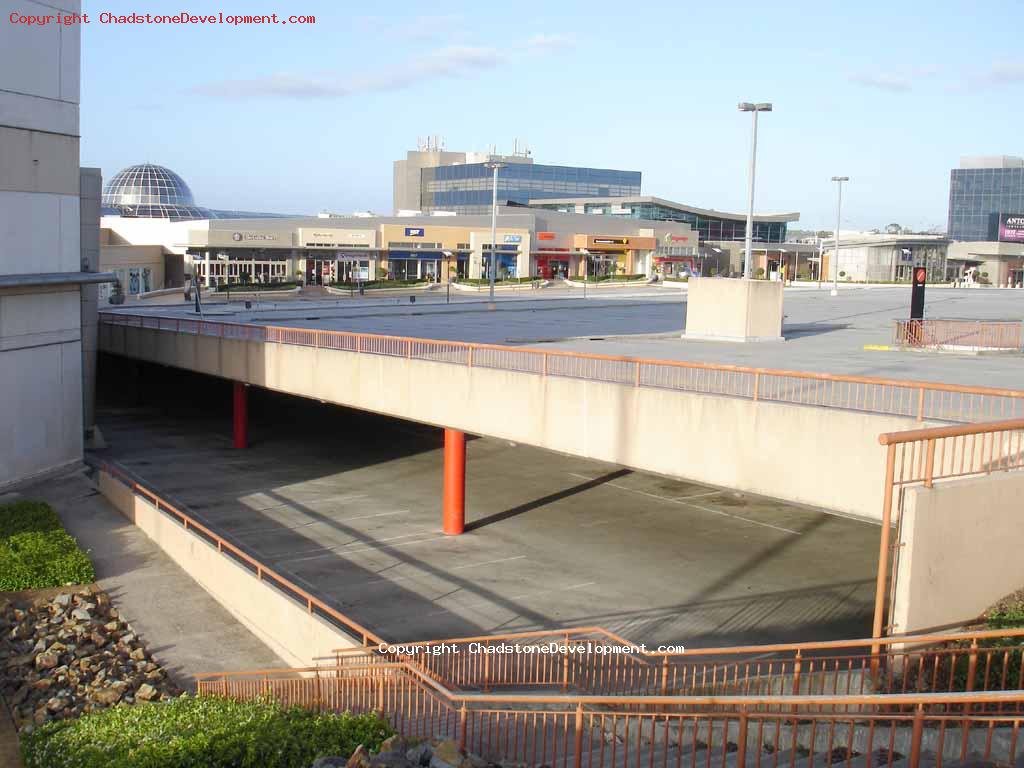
[[443, 428, 466, 535], [233, 382, 248, 449]]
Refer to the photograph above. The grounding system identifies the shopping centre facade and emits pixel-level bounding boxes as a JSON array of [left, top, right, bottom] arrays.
[[175, 210, 703, 287]]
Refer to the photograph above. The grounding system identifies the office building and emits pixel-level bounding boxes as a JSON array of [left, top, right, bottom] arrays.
[[947, 156, 1024, 286], [393, 138, 641, 215], [1, 0, 111, 488]]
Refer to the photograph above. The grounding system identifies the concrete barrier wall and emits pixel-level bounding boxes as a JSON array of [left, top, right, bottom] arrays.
[[100, 323, 929, 521], [892, 471, 1024, 634], [98, 469, 359, 666]]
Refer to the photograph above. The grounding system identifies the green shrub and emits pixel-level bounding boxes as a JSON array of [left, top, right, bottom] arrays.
[[22, 695, 394, 768], [0, 501, 94, 590], [216, 281, 300, 292]]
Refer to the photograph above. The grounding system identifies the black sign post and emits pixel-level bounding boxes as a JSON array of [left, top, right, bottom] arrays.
[[910, 266, 926, 320]]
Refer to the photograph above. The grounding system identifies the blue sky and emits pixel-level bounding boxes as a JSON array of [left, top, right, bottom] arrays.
[[80, 0, 1020, 231]]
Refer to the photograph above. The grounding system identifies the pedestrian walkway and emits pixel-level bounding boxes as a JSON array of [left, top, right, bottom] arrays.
[[5, 467, 285, 691]]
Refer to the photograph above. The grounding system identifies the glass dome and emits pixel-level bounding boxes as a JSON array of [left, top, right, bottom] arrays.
[[102, 164, 211, 221]]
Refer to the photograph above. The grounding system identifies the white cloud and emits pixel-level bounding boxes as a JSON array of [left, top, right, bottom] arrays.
[[193, 46, 503, 101], [977, 60, 1024, 86], [852, 72, 912, 92]]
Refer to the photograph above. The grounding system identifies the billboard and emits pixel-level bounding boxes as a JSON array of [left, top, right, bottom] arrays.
[[998, 214, 1024, 242]]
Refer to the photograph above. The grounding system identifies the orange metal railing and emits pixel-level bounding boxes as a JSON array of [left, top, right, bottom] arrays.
[[895, 319, 1023, 350], [348, 625, 1024, 705], [100, 311, 1024, 423], [99, 457, 1024, 710], [871, 419, 1024, 650], [194, 660, 1024, 768]]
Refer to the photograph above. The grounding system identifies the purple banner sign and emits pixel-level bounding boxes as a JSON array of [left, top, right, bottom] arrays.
[[999, 214, 1024, 242]]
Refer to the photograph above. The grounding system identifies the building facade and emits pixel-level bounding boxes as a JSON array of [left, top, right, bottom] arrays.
[[0, 0, 111, 488], [530, 196, 796, 245], [171, 210, 698, 288], [393, 140, 641, 215], [947, 156, 1024, 286]]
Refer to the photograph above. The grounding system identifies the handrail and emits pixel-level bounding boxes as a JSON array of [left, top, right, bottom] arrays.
[[195, 659, 1024, 710], [98, 460, 387, 649], [99, 311, 1024, 422], [344, 623, 1024, 661], [879, 417, 1024, 445]]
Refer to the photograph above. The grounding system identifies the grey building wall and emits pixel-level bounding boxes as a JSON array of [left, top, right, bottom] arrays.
[[0, 0, 85, 488], [80, 168, 101, 436]]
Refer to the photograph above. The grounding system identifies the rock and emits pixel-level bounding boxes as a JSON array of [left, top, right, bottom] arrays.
[[129, 647, 147, 661], [312, 758, 350, 768], [407, 744, 433, 767], [136, 683, 159, 701], [92, 688, 122, 706], [347, 744, 372, 768], [460, 755, 488, 768], [53, 594, 72, 609], [45, 697, 67, 713], [371, 752, 413, 768], [35, 652, 59, 670], [379, 736, 411, 755], [430, 740, 463, 768], [70, 607, 92, 622]]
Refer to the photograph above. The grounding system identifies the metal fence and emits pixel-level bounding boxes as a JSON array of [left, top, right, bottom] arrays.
[[196, 662, 1024, 768], [894, 320, 1023, 351], [872, 419, 1024, 646], [100, 312, 1024, 423]]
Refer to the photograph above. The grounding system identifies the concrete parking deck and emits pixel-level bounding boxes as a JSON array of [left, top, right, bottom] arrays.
[[110, 285, 1024, 389], [93, 377, 879, 650]]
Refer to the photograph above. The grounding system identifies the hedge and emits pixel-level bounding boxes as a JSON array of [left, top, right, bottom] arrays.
[[216, 281, 300, 292], [22, 695, 394, 768], [0, 500, 94, 590]]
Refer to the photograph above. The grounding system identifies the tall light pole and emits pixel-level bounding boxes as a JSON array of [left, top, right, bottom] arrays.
[[831, 176, 849, 296], [441, 249, 454, 304], [738, 102, 772, 279], [485, 159, 504, 303]]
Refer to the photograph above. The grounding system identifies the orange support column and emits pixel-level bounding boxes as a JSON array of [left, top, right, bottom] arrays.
[[233, 382, 248, 449], [443, 428, 466, 535]]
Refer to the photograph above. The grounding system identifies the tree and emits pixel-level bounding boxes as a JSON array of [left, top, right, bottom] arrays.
[[885, 223, 903, 235]]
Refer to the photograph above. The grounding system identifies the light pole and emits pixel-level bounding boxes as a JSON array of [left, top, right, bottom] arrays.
[[441, 249, 453, 305], [831, 176, 849, 295], [738, 102, 772, 280], [485, 159, 504, 303]]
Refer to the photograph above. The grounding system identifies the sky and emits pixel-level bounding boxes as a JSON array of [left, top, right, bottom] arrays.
[[79, 0, 1023, 231]]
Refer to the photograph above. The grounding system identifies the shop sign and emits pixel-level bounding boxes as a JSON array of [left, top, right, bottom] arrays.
[[663, 233, 689, 243], [231, 232, 277, 242], [405, 227, 425, 237], [537, 232, 556, 241], [999, 214, 1024, 243], [593, 238, 625, 245], [503, 234, 523, 243]]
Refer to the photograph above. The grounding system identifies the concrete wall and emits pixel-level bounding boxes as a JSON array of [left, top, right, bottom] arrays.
[[80, 168, 101, 436], [891, 470, 1024, 634], [685, 278, 783, 342], [98, 469, 360, 666], [99, 324, 929, 521], [0, 0, 84, 489]]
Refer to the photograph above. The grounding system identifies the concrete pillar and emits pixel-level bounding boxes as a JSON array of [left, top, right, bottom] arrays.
[[233, 382, 248, 449], [443, 428, 466, 535]]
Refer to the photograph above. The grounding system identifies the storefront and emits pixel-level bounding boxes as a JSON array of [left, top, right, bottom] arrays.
[[534, 250, 571, 279], [482, 245, 520, 279], [572, 234, 656, 277], [654, 256, 696, 278]]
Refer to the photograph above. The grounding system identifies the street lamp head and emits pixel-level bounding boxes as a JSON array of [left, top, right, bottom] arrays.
[[738, 102, 755, 111], [831, 176, 850, 182], [739, 102, 773, 112], [441, 249, 453, 258], [485, 157, 505, 169]]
